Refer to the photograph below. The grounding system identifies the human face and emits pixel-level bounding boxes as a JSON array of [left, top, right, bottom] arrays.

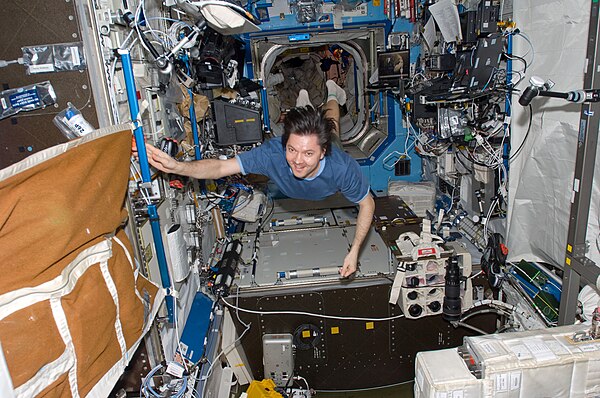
[[285, 133, 326, 179]]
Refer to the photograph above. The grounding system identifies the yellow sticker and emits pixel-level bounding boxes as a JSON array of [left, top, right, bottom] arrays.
[[567, 244, 573, 252], [366, 322, 374, 330], [566, 257, 571, 266], [302, 330, 311, 338], [331, 327, 339, 335], [373, 0, 380, 6]]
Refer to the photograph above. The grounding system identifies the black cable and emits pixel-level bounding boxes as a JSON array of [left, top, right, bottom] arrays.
[[283, 375, 294, 397], [503, 52, 528, 89], [454, 148, 473, 173], [508, 104, 533, 161], [504, 53, 528, 72], [137, 25, 165, 61], [259, 195, 275, 230], [281, 340, 299, 397]]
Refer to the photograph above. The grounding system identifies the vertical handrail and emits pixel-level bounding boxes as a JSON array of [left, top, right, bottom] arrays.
[[184, 58, 202, 161], [504, 33, 512, 175], [119, 49, 174, 323], [189, 88, 202, 161], [260, 80, 271, 132]]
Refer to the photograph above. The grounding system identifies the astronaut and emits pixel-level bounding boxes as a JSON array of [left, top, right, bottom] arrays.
[[144, 80, 375, 277]]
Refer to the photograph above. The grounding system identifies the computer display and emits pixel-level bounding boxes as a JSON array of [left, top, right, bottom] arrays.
[[378, 50, 410, 80]]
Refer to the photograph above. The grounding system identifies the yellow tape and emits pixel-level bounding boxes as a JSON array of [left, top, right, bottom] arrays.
[[366, 322, 374, 330], [331, 326, 339, 335]]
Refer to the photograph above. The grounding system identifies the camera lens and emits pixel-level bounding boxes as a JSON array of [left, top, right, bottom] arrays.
[[408, 304, 423, 317]]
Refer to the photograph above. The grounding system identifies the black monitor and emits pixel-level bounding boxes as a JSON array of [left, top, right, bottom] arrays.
[[378, 50, 410, 80]]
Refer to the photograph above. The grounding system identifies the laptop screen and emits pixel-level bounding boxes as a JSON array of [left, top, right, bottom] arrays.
[[452, 33, 504, 92], [378, 50, 410, 80]]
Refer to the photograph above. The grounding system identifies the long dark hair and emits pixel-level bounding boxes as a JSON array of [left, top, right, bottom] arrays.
[[282, 106, 335, 156]]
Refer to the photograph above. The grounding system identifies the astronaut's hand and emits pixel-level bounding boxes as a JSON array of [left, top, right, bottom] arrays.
[[138, 143, 182, 174], [340, 251, 358, 278]]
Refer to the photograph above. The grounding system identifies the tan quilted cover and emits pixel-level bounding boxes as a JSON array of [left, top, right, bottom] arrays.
[[0, 126, 161, 397]]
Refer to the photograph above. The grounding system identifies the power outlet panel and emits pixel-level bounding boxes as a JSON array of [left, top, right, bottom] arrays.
[[262, 333, 294, 387]]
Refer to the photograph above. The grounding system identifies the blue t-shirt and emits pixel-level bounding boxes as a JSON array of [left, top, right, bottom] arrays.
[[236, 137, 369, 203]]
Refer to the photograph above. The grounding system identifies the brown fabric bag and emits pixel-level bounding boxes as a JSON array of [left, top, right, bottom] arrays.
[[0, 126, 162, 397]]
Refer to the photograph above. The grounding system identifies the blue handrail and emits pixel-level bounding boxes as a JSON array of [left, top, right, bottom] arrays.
[[119, 49, 174, 323]]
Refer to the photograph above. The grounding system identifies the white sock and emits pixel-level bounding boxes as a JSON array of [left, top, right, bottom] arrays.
[[296, 89, 314, 108], [326, 80, 346, 106]]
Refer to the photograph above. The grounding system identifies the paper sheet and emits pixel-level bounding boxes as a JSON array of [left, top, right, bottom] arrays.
[[428, 0, 462, 43], [423, 17, 437, 51]]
